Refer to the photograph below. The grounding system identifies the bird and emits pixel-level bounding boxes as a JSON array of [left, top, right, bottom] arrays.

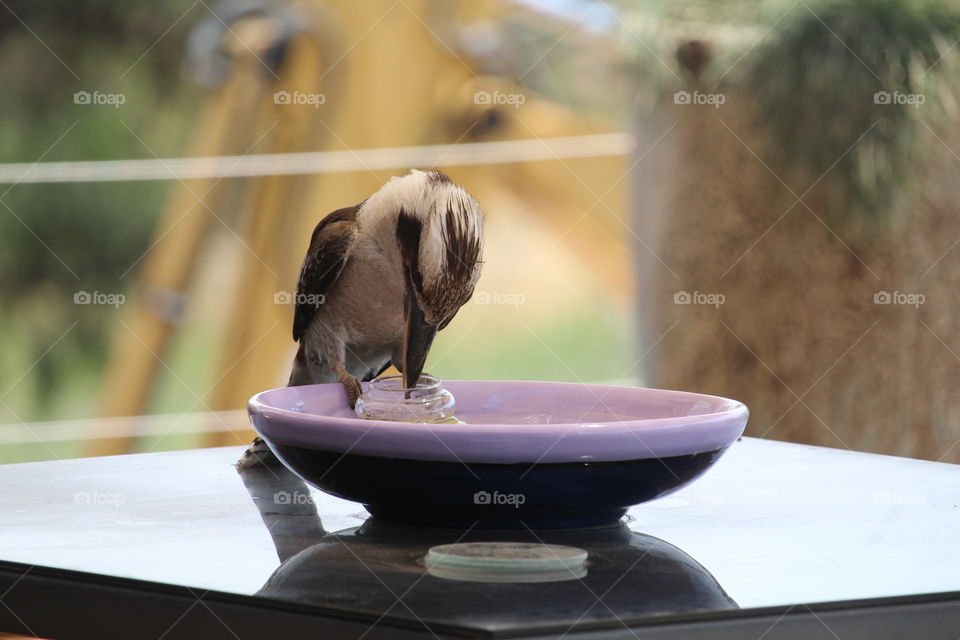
[[237, 169, 485, 467]]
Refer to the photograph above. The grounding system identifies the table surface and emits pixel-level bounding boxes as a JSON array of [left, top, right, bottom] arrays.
[[1, 437, 959, 637]]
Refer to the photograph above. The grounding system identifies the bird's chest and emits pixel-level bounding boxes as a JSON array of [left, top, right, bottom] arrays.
[[320, 239, 405, 348]]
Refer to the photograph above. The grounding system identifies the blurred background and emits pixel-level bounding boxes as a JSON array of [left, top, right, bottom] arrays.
[[2, 0, 960, 465]]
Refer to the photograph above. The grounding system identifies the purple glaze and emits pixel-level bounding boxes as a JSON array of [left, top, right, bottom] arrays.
[[247, 380, 749, 464], [248, 380, 748, 463]]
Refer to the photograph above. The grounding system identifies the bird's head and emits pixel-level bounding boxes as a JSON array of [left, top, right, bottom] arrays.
[[363, 169, 485, 389]]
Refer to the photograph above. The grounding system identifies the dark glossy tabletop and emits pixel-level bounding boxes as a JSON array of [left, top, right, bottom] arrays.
[[1, 437, 959, 638]]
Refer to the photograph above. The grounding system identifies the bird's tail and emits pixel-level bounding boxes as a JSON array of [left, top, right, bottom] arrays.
[[237, 344, 308, 468]]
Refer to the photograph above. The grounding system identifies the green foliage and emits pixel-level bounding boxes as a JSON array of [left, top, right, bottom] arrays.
[[616, 0, 960, 218], [0, 1, 200, 416], [746, 0, 960, 217]]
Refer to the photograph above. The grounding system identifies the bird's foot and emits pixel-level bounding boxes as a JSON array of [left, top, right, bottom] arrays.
[[343, 376, 362, 409], [333, 363, 363, 409], [235, 437, 279, 468]]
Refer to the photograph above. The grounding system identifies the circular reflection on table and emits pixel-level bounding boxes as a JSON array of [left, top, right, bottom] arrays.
[[237, 460, 737, 633]]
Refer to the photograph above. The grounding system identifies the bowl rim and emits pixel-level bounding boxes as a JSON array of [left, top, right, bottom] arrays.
[[247, 380, 749, 463], [248, 379, 748, 432]]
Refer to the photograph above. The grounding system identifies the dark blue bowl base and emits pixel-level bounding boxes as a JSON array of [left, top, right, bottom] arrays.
[[272, 446, 726, 529]]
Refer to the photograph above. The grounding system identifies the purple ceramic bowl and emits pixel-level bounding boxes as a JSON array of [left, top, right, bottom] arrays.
[[248, 381, 748, 528]]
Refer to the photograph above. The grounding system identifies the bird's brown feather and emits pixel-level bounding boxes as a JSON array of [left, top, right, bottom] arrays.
[[292, 205, 361, 341], [395, 208, 423, 295]]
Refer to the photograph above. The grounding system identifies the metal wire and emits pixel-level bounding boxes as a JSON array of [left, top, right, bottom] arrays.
[[0, 133, 634, 185]]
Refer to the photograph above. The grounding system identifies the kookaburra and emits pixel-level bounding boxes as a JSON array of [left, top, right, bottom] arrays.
[[238, 169, 485, 466]]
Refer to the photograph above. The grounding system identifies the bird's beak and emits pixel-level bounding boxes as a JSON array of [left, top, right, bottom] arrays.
[[402, 288, 438, 390]]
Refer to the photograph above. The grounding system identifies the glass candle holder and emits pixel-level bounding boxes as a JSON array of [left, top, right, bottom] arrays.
[[354, 374, 457, 423]]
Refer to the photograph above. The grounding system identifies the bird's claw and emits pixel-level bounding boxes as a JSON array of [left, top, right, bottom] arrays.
[[344, 376, 363, 409], [333, 362, 363, 409]]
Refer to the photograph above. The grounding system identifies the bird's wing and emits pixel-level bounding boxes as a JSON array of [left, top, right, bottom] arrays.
[[292, 205, 362, 342]]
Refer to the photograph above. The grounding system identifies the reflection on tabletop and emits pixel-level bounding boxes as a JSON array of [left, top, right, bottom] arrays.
[[236, 462, 738, 629]]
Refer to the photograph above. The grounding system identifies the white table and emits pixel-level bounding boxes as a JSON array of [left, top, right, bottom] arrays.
[[1, 437, 958, 639]]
